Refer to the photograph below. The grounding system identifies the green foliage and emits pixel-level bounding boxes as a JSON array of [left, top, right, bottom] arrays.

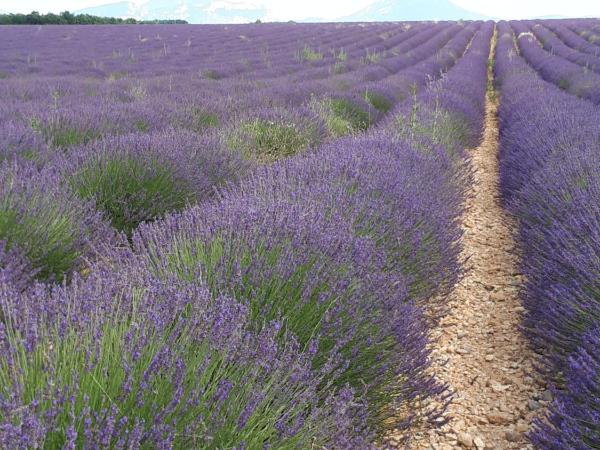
[[0, 190, 80, 282], [486, 59, 498, 101], [333, 48, 347, 61], [20, 149, 40, 162], [394, 94, 471, 156], [364, 90, 393, 113], [331, 99, 370, 131], [328, 115, 353, 137], [320, 98, 371, 137], [574, 175, 589, 189], [0, 10, 187, 25], [189, 108, 220, 131], [106, 71, 127, 81], [202, 69, 221, 80], [228, 119, 316, 161], [332, 62, 346, 74], [0, 289, 324, 448], [149, 235, 395, 422], [397, 109, 471, 155], [32, 117, 101, 149], [44, 124, 101, 149], [162, 238, 334, 344], [362, 49, 383, 64], [297, 46, 323, 62], [134, 120, 150, 132], [69, 156, 194, 235]]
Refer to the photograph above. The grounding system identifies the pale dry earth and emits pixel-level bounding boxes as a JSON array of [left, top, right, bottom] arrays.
[[387, 53, 549, 449]]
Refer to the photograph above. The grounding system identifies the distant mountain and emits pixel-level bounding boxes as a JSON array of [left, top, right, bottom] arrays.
[[344, 0, 492, 22], [75, 0, 492, 23], [74, 0, 495, 23], [75, 1, 266, 24]]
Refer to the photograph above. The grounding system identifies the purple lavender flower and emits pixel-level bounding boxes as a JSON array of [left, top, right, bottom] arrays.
[[0, 160, 117, 282], [496, 20, 600, 447], [48, 129, 249, 235], [0, 266, 368, 448]]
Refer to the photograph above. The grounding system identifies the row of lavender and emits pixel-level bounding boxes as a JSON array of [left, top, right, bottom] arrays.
[[0, 21, 493, 447], [1, 22, 407, 78], [565, 18, 600, 46], [0, 20, 480, 287], [0, 22, 479, 248], [1, 22, 478, 162], [510, 19, 600, 103], [495, 21, 600, 448]]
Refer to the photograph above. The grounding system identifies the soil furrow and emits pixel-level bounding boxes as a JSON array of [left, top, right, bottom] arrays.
[[410, 34, 546, 450]]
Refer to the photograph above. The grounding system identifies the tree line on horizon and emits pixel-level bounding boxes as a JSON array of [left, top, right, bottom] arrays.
[[0, 10, 188, 25]]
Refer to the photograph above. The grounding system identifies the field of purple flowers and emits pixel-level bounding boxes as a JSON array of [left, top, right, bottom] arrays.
[[0, 17, 598, 449]]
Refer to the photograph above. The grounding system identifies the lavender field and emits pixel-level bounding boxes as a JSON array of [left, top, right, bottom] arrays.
[[0, 18, 598, 449]]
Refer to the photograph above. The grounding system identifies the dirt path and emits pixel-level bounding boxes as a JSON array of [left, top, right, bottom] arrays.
[[407, 41, 546, 450]]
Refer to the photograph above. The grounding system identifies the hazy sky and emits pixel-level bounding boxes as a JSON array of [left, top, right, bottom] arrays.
[[2, 0, 600, 20], [451, 0, 600, 19]]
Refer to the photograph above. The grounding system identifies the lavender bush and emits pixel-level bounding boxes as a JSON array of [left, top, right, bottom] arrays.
[[314, 96, 377, 136], [0, 267, 370, 448], [226, 107, 326, 161], [511, 20, 600, 103], [0, 121, 47, 162], [0, 160, 114, 283], [128, 22, 493, 441], [529, 22, 600, 73], [531, 327, 600, 449], [0, 240, 33, 290], [495, 20, 600, 447], [52, 130, 248, 235], [544, 20, 600, 57], [131, 136, 451, 437]]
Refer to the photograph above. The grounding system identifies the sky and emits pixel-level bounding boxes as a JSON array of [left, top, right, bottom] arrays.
[[1, 0, 600, 20], [451, 0, 600, 19]]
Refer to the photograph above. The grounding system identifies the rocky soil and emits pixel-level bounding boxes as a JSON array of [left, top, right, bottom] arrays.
[[392, 51, 549, 449], [407, 86, 549, 450]]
